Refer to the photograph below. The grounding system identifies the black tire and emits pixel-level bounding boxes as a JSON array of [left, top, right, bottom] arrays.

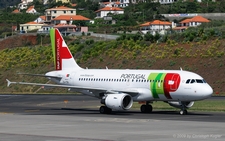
[[99, 106, 112, 114], [140, 105, 147, 113], [106, 107, 112, 114], [146, 105, 153, 113], [179, 109, 188, 115], [99, 106, 106, 114]]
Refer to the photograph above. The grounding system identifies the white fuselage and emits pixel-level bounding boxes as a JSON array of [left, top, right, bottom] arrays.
[[46, 69, 213, 102]]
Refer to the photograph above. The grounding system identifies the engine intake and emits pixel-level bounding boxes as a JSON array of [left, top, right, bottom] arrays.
[[102, 94, 133, 111]]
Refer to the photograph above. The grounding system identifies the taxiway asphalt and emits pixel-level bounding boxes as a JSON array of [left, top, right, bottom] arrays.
[[0, 94, 224, 141]]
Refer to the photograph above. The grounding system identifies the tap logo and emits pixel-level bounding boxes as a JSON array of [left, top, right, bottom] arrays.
[[148, 73, 181, 99]]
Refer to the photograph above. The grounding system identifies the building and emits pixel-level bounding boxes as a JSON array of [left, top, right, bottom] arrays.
[[34, 16, 46, 23], [45, 6, 76, 23], [18, 0, 33, 10], [95, 7, 124, 18], [20, 22, 43, 33], [26, 5, 37, 14], [140, 20, 172, 35], [179, 16, 210, 27], [52, 15, 90, 25], [21, 0, 33, 3], [56, 0, 70, 3]]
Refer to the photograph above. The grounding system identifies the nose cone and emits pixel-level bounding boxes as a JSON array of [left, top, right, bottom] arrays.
[[202, 84, 213, 99]]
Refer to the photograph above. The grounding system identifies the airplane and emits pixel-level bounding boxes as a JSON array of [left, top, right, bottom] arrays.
[[6, 28, 213, 115]]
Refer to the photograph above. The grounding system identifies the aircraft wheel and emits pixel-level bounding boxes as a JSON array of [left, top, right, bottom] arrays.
[[140, 105, 147, 113], [141, 105, 152, 113], [179, 109, 188, 115], [146, 105, 153, 113], [99, 106, 112, 114]]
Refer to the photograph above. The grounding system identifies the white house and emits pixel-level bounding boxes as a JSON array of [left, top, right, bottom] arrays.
[[179, 16, 210, 27], [45, 6, 76, 23], [18, 0, 33, 10], [95, 7, 124, 18], [20, 22, 43, 32], [34, 16, 46, 23], [26, 5, 37, 14], [140, 20, 172, 34], [118, 0, 129, 7], [51, 15, 90, 25]]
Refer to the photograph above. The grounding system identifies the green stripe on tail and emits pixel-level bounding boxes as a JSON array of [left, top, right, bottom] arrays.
[[50, 28, 56, 68]]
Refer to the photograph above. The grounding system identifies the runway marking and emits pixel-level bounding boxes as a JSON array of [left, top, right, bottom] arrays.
[[37, 102, 68, 106], [86, 117, 155, 123], [0, 112, 13, 115]]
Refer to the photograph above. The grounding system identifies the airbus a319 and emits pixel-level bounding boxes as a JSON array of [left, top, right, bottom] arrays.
[[7, 28, 213, 115]]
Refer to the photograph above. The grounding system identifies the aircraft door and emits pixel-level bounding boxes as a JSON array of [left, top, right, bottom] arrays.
[[69, 72, 76, 85], [169, 73, 181, 91]]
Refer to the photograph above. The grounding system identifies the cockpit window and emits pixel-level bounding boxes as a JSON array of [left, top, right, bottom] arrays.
[[186, 79, 206, 84], [196, 79, 204, 83], [190, 79, 196, 83], [186, 79, 191, 84]]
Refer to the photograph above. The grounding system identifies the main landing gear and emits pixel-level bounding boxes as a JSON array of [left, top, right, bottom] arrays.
[[99, 106, 112, 114], [140, 102, 153, 113]]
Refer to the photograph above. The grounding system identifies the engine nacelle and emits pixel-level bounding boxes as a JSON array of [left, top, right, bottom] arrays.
[[102, 94, 133, 111], [168, 101, 194, 109]]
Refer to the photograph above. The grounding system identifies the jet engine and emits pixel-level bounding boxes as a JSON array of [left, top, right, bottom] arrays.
[[101, 94, 133, 111], [167, 101, 194, 109]]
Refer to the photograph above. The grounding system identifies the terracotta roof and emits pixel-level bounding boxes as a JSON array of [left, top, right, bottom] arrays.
[[26, 5, 35, 12], [180, 18, 192, 23], [25, 21, 38, 24], [39, 15, 46, 20], [47, 6, 75, 10], [12, 9, 20, 13], [53, 15, 90, 21], [95, 7, 124, 13], [140, 22, 151, 26], [140, 20, 171, 26], [180, 16, 210, 23], [151, 20, 171, 25], [191, 16, 210, 22], [71, 3, 77, 7]]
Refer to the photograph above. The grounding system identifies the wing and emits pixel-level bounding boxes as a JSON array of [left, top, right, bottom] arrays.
[[6, 79, 139, 97]]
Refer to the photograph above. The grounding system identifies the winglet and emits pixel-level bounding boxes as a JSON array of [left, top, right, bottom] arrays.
[[6, 79, 11, 87]]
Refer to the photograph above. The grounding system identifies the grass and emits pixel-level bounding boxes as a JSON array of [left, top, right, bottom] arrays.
[[132, 99, 225, 112]]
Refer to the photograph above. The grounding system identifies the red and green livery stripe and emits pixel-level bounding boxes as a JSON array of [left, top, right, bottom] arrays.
[[148, 73, 181, 99]]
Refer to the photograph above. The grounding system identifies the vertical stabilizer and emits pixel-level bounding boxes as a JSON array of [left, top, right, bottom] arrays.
[[50, 28, 82, 70]]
